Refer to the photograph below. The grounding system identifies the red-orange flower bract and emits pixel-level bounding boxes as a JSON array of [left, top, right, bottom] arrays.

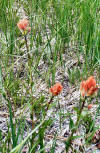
[[88, 104, 93, 109], [17, 19, 31, 33], [50, 82, 63, 96], [17, 19, 28, 30], [80, 76, 98, 97]]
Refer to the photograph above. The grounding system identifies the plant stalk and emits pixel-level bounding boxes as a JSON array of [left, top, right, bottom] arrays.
[[46, 96, 54, 111], [65, 98, 85, 152], [24, 34, 34, 147]]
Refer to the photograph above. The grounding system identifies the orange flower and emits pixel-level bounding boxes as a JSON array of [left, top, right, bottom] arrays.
[[17, 19, 31, 33], [80, 76, 98, 97], [50, 82, 63, 96], [88, 104, 93, 109]]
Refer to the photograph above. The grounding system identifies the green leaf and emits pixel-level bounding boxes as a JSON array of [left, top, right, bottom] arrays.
[[69, 117, 74, 130], [73, 107, 80, 115], [10, 120, 45, 153]]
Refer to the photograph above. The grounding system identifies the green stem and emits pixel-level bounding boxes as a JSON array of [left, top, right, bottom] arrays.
[[3, 91, 17, 148], [8, 100, 17, 148], [24, 34, 33, 123], [66, 99, 85, 152], [24, 34, 34, 147]]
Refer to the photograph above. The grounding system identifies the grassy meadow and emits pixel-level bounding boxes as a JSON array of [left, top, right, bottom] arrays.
[[0, 0, 100, 152]]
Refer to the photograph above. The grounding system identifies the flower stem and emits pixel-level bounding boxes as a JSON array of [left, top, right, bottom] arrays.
[[65, 98, 85, 152], [24, 35, 34, 128], [46, 96, 54, 111], [24, 34, 35, 148], [24, 35, 31, 60]]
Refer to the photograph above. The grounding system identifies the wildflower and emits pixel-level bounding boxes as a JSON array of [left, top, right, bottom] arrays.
[[80, 76, 98, 97], [88, 104, 93, 109], [50, 82, 63, 96], [17, 18, 31, 34]]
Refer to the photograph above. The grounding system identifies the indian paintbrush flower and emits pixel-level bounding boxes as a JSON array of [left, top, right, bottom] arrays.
[[80, 76, 98, 97], [17, 18, 31, 34], [50, 82, 63, 96]]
